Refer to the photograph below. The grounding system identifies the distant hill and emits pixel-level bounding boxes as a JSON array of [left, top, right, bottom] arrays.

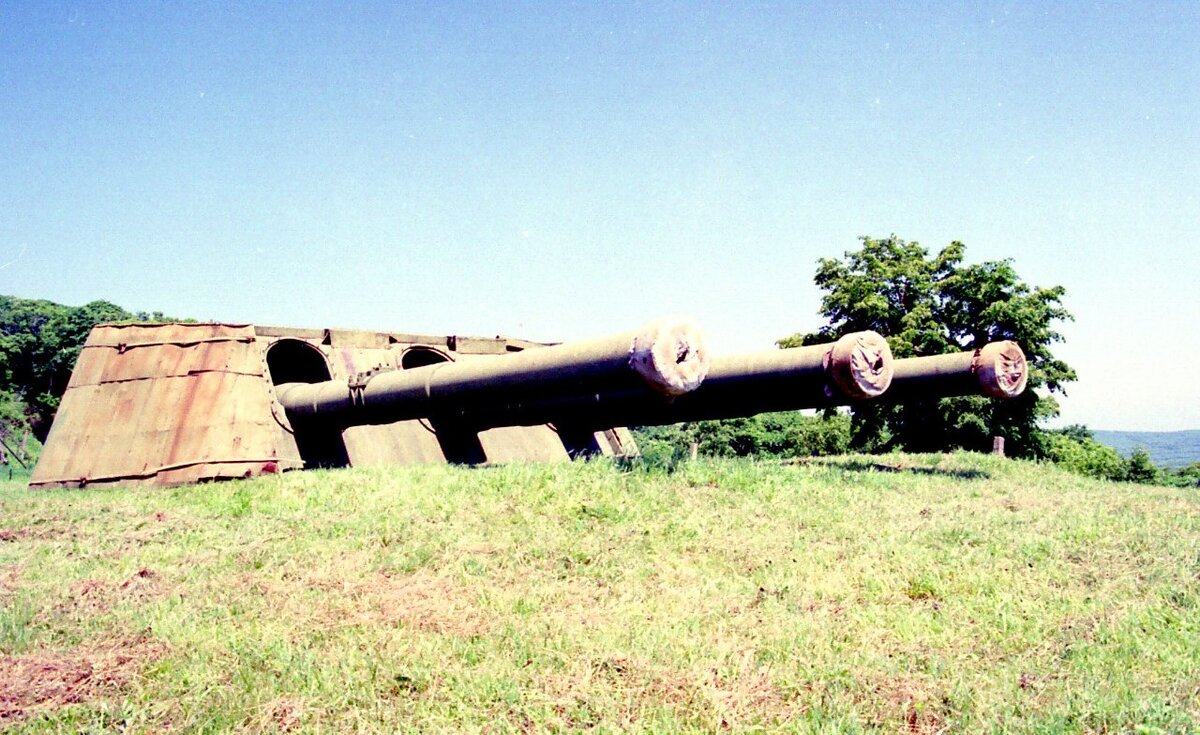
[[1093, 430, 1200, 469]]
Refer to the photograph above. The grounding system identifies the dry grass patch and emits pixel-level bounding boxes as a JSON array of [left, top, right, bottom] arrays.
[[358, 570, 493, 636], [540, 653, 800, 730], [860, 673, 948, 734], [0, 635, 166, 723], [0, 566, 18, 599], [253, 553, 495, 637], [0, 525, 70, 543], [48, 567, 166, 624]]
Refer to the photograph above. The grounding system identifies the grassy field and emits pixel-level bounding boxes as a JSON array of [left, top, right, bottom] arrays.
[[1, 454, 1198, 733]]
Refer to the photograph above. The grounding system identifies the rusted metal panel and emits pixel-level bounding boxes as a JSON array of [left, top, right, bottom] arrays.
[[30, 323, 301, 489], [591, 428, 638, 457], [451, 336, 510, 355], [32, 321, 661, 485], [86, 322, 255, 345], [325, 346, 399, 382], [478, 426, 570, 463], [322, 328, 390, 349], [254, 325, 327, 341], [67, 339, 262, 387], [342, 421, 447, 466]]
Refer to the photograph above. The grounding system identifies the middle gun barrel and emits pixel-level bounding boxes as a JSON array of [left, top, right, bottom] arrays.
[[453, 331, 895, 430]]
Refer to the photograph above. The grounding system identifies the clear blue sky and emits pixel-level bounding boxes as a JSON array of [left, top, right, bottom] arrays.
[[2, 2, 1197, 431]]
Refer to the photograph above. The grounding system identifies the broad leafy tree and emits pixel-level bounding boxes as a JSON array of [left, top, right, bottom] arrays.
[[779, 236, 1075, 457]]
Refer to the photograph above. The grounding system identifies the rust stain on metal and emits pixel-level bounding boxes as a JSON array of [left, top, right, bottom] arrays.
[[30, 322, 600, 488], [30, 324, 302, 489]]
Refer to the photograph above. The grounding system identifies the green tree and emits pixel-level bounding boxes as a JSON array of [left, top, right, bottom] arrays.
[[779, 236, 1075, 457], [1044, 431, 1127, 482], [1168, 463, 1200, 488], [1123, 449, 1160, 484]]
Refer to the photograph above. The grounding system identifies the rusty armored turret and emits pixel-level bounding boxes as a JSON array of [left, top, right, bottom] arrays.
[[29, 318, 1027, 489]]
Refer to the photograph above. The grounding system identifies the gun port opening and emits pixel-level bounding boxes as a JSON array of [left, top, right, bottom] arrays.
[[401, 346, 453, 370], [266, 339, 350, 469]]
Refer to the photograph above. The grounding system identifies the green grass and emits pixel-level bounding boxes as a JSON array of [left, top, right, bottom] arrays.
[[1, 454, 1198, 733]]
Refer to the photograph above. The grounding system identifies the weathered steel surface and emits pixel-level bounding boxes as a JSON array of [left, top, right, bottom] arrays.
[[274, 319, 710, 427], [31, 322, 583, 486], [296, 342, 571, 467], [254, 331, 567, 468], [341, 421, 448, 466], [452, 331, 894, 430], [30, 323, 302, 489], [478, 426, 570, 463], [312, 343, 440, 467], [885, 341, 1028, 401]]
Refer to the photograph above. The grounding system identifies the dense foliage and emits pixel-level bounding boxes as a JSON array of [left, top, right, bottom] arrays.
[[0, 295, 177, 455], [1046, 425, 1200, 487], [641, 237, 1191, 486], [633, 412, 850, 468], [778, 236, 1076, 458]]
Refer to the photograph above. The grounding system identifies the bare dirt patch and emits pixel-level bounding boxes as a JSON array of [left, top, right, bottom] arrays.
[[268, 696, 305, 732], [0, 525, 70, 543], [864, 674, 947, 734], [51, 568, 166, 621], [0, 566, 19, 599], [0, 635, 166, 722]]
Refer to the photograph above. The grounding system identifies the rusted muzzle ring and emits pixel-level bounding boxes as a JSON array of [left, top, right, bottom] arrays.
[[628, 318, 711, 396], [827, 331, 894, 400], [975, 341, 1028, 398]]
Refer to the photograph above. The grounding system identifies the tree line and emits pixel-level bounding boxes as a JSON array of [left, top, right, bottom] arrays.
[[632, 416, 1200, 488]]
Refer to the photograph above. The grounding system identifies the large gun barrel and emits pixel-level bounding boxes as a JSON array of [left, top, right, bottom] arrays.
[[276, 328, 1024, 447], [449, 331, 895, 430], [275, 318, 710, 427], [885, 341, 1028, 401]]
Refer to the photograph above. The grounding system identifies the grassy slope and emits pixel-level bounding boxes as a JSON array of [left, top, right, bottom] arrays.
[[1, 455, 1198, 734]]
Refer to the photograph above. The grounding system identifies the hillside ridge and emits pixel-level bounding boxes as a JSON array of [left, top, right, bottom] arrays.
[[1093, 429, 1200, 468]]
